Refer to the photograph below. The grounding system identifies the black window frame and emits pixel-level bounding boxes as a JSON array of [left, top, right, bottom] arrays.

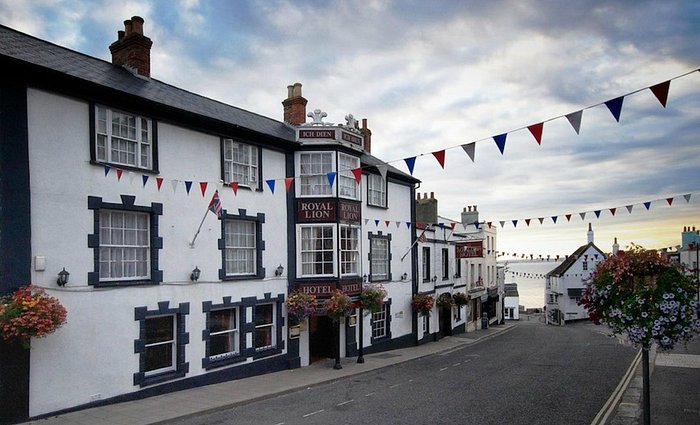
[[218, 208, 266, 280], [441, 248, 449, 280], [368, 232, 392, 282], [370, 299, 392, 344], [422, 246, 431, 282], [133, 302, 189, 387], [87, 195, 163, 287], [202, 297, 246, 370]]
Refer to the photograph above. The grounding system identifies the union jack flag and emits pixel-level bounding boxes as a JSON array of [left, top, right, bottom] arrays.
[[208, 190, 222, 218]]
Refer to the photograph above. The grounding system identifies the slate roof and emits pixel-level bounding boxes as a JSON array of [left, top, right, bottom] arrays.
[[546, 242, 606, 277], [504, 283, 519, 297], [0, 24, 295, 141]]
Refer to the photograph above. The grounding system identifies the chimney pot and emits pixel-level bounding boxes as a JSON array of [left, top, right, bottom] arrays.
[[463, 207, 467, 212], [360, 118, 372, 153], [124, 19, 132, 35], [117, 30, 125, 40], [473, 205, 477, 211], [110, 16, 153, 78], [131, 16, 144, 35], [468, 206, 471, 212], [282, 82, 308, 125]]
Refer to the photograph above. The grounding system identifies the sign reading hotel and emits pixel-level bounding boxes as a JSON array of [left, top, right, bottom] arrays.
[[297, 200, 337, 222], [456, 241, 483, 258], [339, 278, 362, 296], [299, 129, 336, 139], [298, 283, 336, 297], [338, 200, 361, 223]]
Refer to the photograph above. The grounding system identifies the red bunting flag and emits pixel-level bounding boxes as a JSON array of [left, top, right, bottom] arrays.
[[199, 182, 208, 196], [156, 177, 164, 191], [351, 168, 362, 184], [285, 177, 294, 192], [116, 168, 123, 181], [525, 218, 531, 227], [666, 197, 673, 206], [432, 150, 446, 168], [565, 214, 572, 222], [229, 182, 239, 195], [609, 208, 616, 216], [450, 223, 456, 230], [385, 220, 391, 227], [527, 122, 544, 145], [649, 81, 670, 108]]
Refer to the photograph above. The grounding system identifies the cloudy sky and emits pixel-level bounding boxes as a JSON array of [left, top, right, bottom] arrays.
[[2, 0, 699, 258]]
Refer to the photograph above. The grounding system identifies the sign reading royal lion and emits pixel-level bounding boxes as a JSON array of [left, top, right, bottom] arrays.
[[297, 200, 337, 222], [456, 241, 483, 258]]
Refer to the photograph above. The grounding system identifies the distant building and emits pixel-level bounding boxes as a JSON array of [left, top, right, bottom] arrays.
[[680, 226, 700, 279], [545, 224, 606, 325], [503, 283, 520, 320]]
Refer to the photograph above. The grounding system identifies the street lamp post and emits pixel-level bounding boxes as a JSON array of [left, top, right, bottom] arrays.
[[357, 306, 365, 363], [692, 242, 700, 318]]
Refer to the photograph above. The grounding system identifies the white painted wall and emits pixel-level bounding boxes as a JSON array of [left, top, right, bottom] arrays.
[[504, 296, 520, 320], [26, 89, 290, 416]]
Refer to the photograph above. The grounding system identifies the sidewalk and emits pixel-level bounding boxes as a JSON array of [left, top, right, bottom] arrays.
[[25, 324, 514, 425], [609, 336, 700, 425]]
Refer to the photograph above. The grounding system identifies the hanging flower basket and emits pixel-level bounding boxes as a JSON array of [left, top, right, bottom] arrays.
[[436, 293, 455, 309], [579, 244, 700, 352], [0, 285, 67, 348], [452, 292, 469, 307], [325, 290, 353, 322], [412, 294, 435, 316], [360, 284, 387, 314], [286, 290, 317, 325]]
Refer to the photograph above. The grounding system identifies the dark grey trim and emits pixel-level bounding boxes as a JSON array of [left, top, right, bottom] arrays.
[[87, 195, 163, 287], [239, 293, 286, 359], [422, 246, 431, 282], [368, 231, 392, 282], [202, 297, 246, 370], [133, 302, 190, 387], [441, 248, 449, 280], [218, 209, 266, 280], [88, 103, 160, 174]]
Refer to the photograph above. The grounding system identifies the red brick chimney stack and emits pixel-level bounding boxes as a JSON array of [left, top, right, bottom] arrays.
[[109, 16, 153, 78], [361, 118, 372, 153], [282, 83, 308, 125]]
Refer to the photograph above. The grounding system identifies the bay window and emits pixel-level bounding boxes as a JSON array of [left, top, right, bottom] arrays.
[[340, 225, 360, 276], [300, 225, 335, 276], [338, 153, 360, 200], [299, 152, 334, 196]]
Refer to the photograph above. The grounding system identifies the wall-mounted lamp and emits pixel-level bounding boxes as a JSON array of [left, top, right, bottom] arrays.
[[362, 274, 368, 283], [431, 276, 437, 283], [190, 266, 201, 282], [401, 272, 408, 281], [275, 264, 284, 276], [57, 267, 70, 287]]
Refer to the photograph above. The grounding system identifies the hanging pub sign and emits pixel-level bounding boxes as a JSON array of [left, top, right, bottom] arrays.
[[338, 200, 361, 223], [456, 241, 483, 258], [297, 200, 337, 222]]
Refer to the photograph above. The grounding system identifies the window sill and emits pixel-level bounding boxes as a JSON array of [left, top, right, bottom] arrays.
[[134, 367, 187, 388], [202, 354, 247, 370], [93, 280, 160, 288], [91, 160, 159, 175], [221, 274, 263, 281], [367, 203, 388, 210]]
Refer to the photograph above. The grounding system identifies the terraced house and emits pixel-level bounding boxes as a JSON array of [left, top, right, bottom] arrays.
[[0, 17, 420, 422]]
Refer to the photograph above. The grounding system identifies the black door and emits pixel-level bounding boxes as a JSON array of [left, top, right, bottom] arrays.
[[438, 306, 452, 338], [310, 315, 335, 361]]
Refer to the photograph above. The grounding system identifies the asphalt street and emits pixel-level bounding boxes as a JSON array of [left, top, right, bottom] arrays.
[[172, 319, 638, 425]]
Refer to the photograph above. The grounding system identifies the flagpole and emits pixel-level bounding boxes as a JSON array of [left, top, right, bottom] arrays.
[[189, 208, 210, 248], [401, 226, 428, 262]]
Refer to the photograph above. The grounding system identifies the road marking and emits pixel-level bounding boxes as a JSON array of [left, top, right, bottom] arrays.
[[440, 367, 448, 371], [590, 348, 642, 425], [453, 363, 461, 366], [364, 392, 376, 397], [303, 409, 324, 418], [337, 400, 354, 406], [389, 383, 401, 388]]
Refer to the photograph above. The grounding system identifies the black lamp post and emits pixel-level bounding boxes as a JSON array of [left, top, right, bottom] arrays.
[[357, 306, 365, 364], [691, 242, 700, 318], [334, 319, 342, 370]]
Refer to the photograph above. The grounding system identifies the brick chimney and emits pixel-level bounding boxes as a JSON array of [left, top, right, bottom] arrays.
[[282, 83, 308, 125], [360, 118, 372, 153], [461, 205, 479, 225], [109, 16, 152, 78], [416, 192, 438, 225]]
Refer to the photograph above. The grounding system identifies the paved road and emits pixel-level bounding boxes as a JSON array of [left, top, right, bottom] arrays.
[[172, 320, 637, 425]]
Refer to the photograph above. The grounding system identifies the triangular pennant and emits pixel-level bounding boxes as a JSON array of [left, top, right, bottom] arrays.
[[404, 157, 416, 175], [375, 219, 380, 226], [285, 177, 294, 192], [104, 165, 111, 177], [266, 179, 276, 194], [351, 168, 363, 184], [666, 197, 673, 206], [171, 179, 179, 193], [551, 216, 558, 224], [644, 201, 651, 210], [376, 165, 388, 181], [499, 221, 505, 228], [184, 181, 193, 195], [649, 81, 670, 108], [461, 143, 476, 162], [684, 193, 692, 203], [156, 177, 164, 191], [406, 222, 412, 229], [525, 218, 531, 226], [626, 205, 633, 214], [199, 181, 208, 197], [474, 222, 481, 229], [142, 175, 149, 187], [396, 221, 401, 228], [116, 168, 123, 181], [609, 208, 616, 216], [566, 111, 583, 135], [493, 133, 507, 155], [487, 222, 492, 228], [326, 172, 336, 187], [594, 210, 601, 218], [450, 222, 456, 230], [579, 212, 586, 220], [511, 219, 518, 228], [438, 223, 445, 230], [364, 218, 369, 225], [229, 181, 239, 195], [565, 214, 572, 222], [604, 96, 624, 122], [538, 217, 544, 224], [527, 122, 544, 145], [385, 220, 391, 227], [432, 150, 446, 169], [462, 223, 468, 230]]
